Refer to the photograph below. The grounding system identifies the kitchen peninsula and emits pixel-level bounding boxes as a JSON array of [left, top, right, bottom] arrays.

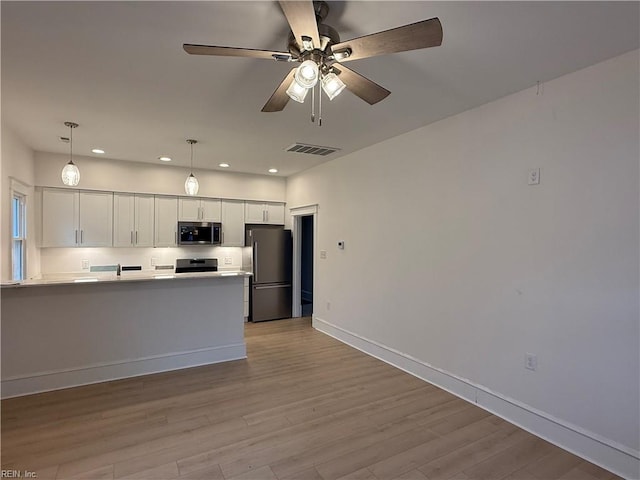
[[1, 271, 250, 398]]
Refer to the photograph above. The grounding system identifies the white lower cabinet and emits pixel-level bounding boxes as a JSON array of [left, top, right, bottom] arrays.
[[154, 196, 178, 247], [113, 193, 154, 247], [221, 200, 245, 246], [41, 188, 112, 247]]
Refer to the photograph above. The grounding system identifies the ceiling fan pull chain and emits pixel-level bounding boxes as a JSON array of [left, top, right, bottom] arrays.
[[318, 81, 323, 127], [311, 82, 316, 123]]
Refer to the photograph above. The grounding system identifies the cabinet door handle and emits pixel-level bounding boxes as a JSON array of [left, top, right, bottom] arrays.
[[175, 231, 178, 244], [80, 230, 84, 244], [265, 210, 269, 222], [75, 229, 78, 244], [131, 231, 134, 244], [222, 231, 225, 244], [136, 231, 138, 244]]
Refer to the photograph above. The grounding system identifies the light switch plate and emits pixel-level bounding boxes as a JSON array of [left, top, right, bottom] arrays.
[[81, 259, 89, 270], [320, 250, 327, 259]]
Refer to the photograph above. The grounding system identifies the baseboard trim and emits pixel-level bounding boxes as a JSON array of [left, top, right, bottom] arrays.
[[1, 343, 247, 399], [313, 316, 640, 479]]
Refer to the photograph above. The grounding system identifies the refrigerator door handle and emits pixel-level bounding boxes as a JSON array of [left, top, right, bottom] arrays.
[[253, 242, 258, 283]]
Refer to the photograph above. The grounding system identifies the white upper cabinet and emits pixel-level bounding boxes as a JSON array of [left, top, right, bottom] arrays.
[[135, 195, 155, 247], [78, 191, 113, 247], [178, 197, 221, 222], [41, 188, 112, 247], [113, 193, 135, 247], [114, 193, 154, 247], [244, 201, 285, 225], [154, 196, 178, 247], [41, 189, 79, 247], [221, 200, 245, 246]]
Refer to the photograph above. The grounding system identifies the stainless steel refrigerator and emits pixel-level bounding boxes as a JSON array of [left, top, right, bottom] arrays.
[[246, 225, 292, 322]]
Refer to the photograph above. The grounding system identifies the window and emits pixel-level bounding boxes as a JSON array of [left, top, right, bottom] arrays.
[[12, 192, 26, 281]]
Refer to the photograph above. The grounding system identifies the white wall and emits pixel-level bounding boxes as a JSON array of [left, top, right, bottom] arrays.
[[34, 152, 286, 201], [287, 50, 639, 476], [1, 125, 39, 281]]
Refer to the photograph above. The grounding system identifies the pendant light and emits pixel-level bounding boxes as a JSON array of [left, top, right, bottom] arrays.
[[61, 121, 80, 186], [184, 139, 199, 196]]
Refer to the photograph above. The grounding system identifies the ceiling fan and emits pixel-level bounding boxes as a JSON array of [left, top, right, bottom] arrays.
[[183, 1, 442, 114]]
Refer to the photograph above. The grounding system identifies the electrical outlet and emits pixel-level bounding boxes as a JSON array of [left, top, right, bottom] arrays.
[[81, 259, 89, 270], [528, 168, 541, 185], [525, 353, 538, 371], [151, 257, 157, 266], [320, 250, 327, 259], [224, 257, 233, 265]]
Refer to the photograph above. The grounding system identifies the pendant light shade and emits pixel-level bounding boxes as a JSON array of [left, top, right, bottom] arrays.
[[61, 122, 80, 186], [185, 173, 199, 196], [185, 139, 199, 196]]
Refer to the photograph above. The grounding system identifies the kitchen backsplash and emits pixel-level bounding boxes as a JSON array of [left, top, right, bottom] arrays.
[[39, 246, 248, 275]]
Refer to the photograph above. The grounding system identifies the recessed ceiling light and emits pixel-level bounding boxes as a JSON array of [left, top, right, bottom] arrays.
[[158, 156, 172, 162], [268, 168, 278, 174], [91, 148, 105, 154], [219, 163, 230, 168]]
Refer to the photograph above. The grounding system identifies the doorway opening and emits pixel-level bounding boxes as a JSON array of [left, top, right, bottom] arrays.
[[291, 204, 318, 319], [300, 215, 314, 316]]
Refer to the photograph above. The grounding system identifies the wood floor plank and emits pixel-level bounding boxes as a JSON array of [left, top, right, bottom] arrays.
[[0, 318, 621, 480]]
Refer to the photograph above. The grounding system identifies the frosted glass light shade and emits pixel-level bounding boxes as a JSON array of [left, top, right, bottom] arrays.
[[294, 60, 319, 88], [321, 72, 346, 100], [61, 161, 80, 186], [185, 173, 199, 196], [286, 79, 309, 103]]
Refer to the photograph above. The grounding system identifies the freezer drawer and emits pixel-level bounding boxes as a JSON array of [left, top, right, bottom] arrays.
[[251, 283, 292, 322]]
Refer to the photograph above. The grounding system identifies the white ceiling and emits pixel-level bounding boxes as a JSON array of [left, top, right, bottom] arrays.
[[2, 1, 638, 178]]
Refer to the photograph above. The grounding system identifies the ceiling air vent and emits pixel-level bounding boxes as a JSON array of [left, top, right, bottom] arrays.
[[285, 143, 340, 156]]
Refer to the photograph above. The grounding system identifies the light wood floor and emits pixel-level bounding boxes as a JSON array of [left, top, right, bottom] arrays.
[[1, 317, 619, 480]]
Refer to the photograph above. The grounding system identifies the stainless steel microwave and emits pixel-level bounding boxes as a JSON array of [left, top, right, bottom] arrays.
[[178, 222, 221, 245]]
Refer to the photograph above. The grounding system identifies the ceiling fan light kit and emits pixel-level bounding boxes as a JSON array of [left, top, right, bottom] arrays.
[[321, 72, 346, 100], [183, 1, 443, 124], [286, 79, 309, 103]]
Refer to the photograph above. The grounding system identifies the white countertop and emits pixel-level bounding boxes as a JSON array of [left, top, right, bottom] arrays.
[[1, 270, 251, 289]]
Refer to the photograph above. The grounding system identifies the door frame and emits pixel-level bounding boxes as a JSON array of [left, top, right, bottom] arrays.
[[290, 204, 318, 318]]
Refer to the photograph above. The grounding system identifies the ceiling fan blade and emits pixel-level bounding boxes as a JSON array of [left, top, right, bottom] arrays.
[[262, 68, 297, 112], [184, 44, 293, 61], [332, 64, 390, 105], [331, 17, 442, 62], [279, 1, 321, 50]]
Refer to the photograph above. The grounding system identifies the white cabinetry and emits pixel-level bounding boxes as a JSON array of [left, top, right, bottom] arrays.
[[154, 196, 178, 247], [244, 201, 285, 225], [79, 191, 114, 247], [41, 189, 78, 247], [221, 200, 245, 246], [178, 197, 221, 222], [113, 194, 154, 247], [41, 188, 113, 247]]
